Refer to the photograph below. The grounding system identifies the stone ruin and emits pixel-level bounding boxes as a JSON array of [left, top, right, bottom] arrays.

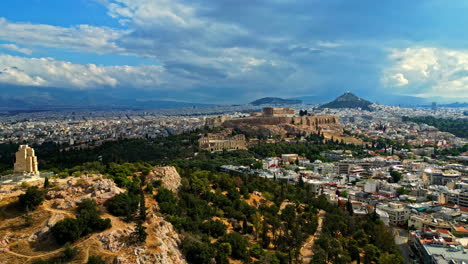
[[14, 145, 39, 176]]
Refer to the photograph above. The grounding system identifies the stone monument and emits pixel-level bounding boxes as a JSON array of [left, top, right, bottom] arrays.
[[14, 145, 39, 176]]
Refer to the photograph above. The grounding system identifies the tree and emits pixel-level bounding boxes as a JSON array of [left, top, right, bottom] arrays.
[[215, 242, 231, 264], [346, 198, 354, 216], [261, 219, 271, 248], [252, 211, 263, 240], [51, 218, 82, 243], [311, 247, 327, 264], [222, 232, 248, 260], [390, 170, 402, 183], [106, 192, 138, 218], [87, 256, 107, 264], [19, 186, 45, 210], [44, 177, 50, 189], [200, 220, 226, 238], [132, 221, 147, 244], [62, 245, 79, 261], [348, 241, 361, 264], [363, 244, 380, 264], [378, 253, 404, 264], [139, 191, 147, 221], [181, 236, 216, 264], [52, 199, 111, 243], [396, 187, 410, 196]]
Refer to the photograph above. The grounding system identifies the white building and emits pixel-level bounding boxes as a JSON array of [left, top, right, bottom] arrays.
[[378, 202, 410, 226]]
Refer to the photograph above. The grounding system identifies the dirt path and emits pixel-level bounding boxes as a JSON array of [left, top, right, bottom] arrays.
[[300, 210, 326, 264], [2, 236, 95, 262]]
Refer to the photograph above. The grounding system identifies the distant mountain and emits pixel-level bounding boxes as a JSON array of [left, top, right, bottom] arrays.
[[439, 102, 468, 108], [250, 97, 302, 105], [320, 92, 373, 110], [0, 85, 214, 110]]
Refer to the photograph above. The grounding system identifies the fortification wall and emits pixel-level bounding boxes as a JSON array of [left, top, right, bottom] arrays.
[[221, 115, 341, 137], [223, 115, 338, 127]]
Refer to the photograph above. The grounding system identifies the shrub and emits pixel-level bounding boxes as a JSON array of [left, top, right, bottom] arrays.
[[222, 232, 248, 260], [181, 236, 215, 264], [51, 218, 82, 243], [18, 186, 45, 210], [155, 187, 177, 203], [152, 180, 163, 188], [200, 220, 226, 238], [87, 256, 107, 264], [52, 199, 111, 244], [106, 192, 138, 218], [62, 245, 79, 261]]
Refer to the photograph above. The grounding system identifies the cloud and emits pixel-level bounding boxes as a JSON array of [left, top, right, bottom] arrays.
[[386, 73, 409, 87], [0, 66, 45, 86], [0, 17, 126, 55], [0, 54, 172, 90], [384, 47, 468, 98], [317, 41, 341, 48], [0, 44, 32, 55], [0, 0, 418, 102]]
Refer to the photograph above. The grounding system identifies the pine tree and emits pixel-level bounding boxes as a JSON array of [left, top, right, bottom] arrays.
[[44, 177, 50, 189], [133, 221, 147, 244], [242, 218, 249, 234], [346, 198, 354, 216], [139, 191, 146, 221]]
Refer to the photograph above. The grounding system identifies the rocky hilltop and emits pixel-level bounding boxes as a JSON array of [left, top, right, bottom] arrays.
[[0, 167, 186, 264], [146, 166, 182, 192]]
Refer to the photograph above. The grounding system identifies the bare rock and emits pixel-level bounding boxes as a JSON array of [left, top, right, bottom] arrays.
[[30, 213, 66, 241], [147, 167, 182, 192]]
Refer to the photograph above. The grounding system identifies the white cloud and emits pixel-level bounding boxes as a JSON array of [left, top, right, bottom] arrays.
[[0, 1, 349, 99], [386, 73, 409, 86], [384, 47, 468, 98], [317, 41, 341, 48], [0, 17, 127, 55], [104, 0, 201, 28], [0, 54, 171, 89], [0, 44, 32, 55], [0, 66, 45, 86]]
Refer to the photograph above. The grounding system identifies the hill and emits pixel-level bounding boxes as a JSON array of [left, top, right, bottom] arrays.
[[320, 92, 373, 110], [250, 97, 302, 105]]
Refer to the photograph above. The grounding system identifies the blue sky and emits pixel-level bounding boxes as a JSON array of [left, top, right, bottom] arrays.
[[0, 0, 467, 104]]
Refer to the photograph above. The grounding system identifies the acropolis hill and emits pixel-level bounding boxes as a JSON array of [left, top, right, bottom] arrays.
[[221, 107, 342, 138]]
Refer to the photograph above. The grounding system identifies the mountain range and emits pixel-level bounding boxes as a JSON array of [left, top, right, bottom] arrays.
[[0, 85, 213, 110], [0, 84, 466, 110]]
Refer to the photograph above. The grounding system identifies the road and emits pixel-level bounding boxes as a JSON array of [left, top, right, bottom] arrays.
[[394, 227, 413, 264]]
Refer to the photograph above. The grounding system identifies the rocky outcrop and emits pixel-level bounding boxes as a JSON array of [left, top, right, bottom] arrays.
[[29, 213, 65, 241], [147, 214, 186, 264], [46, 175, 125, 209], [97, 228, 133, 253], [96, 213, 186, 264], [147, 167, 182, 192]]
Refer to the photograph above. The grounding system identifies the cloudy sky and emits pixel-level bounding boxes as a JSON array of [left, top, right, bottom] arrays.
[[0, 0, 467, 104]]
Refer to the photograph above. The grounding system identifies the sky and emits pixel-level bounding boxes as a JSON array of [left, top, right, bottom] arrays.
[[0, 0, 467, 104]]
